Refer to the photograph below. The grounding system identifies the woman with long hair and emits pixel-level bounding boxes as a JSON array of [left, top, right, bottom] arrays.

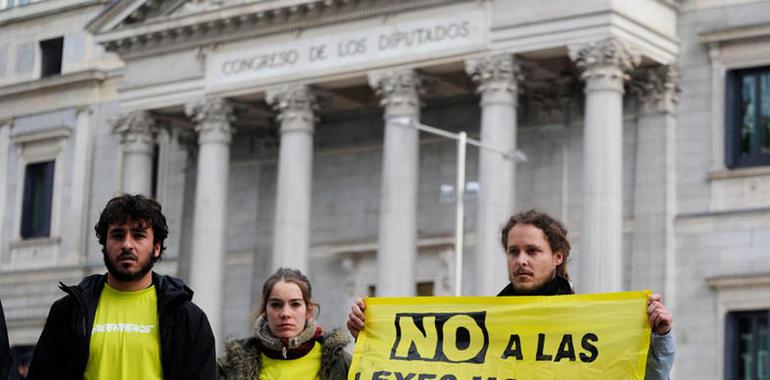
[[218, 268, 350, 379]]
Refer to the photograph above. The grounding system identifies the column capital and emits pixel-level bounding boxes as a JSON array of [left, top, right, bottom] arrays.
[[631, 65, 680, 114], [113, 110, 157, 154], [465, 54, 523, 106], [368, 68, 422, 117], [265, 84, 318, 133], [569, 38, 641, 91], [185, 98, 235, 144]]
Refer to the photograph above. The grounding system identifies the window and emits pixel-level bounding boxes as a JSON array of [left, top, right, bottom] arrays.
[[39, 37, 63, 78], [726, 310, 769, 380], [416, 281, 435, 296], [726, 66, 770, 168], [20, 161, 54, 239]]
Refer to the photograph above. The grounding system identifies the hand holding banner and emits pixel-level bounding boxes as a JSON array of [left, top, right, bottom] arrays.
[[350, 291, 652, 380]]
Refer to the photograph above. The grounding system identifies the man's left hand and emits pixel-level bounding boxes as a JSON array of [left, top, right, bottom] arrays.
[[648, 293, 673, 335]]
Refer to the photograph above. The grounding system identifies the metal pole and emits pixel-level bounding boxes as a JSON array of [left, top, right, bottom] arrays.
[[390, 117, 526, 297], [454, 132, 467, 296]]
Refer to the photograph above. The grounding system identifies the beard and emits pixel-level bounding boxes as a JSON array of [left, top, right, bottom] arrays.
[[103, 250, 155, 283], [510, 268, 557, 295]]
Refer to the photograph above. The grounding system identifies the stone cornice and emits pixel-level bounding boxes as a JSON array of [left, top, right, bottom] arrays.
[[0, 70, 106, 101], [699, 23, 770, 44], [0, 0, 106, 27], [707, 273, 770, 289], [93, 0, 471, 59]]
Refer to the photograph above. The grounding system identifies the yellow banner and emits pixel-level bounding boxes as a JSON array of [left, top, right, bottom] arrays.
[[350, 291, 652, 380]]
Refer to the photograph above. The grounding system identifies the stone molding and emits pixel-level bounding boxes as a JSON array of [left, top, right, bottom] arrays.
[[113, 110, 157, 154], [94, 0, 466, 58], [185, 98, 235, 144], [368, 68, 422, 117], [465, 54, 523, 105], [569, 38, 641, 89], [265, 84, 318, 132], [630, 65, 680, 114]]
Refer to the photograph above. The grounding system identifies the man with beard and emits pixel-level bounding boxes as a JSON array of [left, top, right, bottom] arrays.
[[347, 209, 676, 379], [28, 194, 216, 380]]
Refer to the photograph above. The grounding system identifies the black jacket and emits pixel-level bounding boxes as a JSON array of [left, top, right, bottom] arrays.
[[1, 299, 11, 380], [496, 275, 575, 296], [28, 273, 216, 380]]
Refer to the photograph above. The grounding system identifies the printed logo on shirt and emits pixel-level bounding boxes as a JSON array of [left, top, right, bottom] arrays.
[[92, 323, 155, 334]]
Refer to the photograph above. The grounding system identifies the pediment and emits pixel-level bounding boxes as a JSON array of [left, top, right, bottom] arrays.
[[86, 0, 470, 58], [87, 0, 205, 35]]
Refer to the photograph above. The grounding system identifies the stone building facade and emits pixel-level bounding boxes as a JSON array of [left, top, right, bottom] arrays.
[[1, 0, 770, 378]]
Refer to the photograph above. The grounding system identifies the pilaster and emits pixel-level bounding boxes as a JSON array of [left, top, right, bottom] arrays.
[[630, 65, 679, 305]]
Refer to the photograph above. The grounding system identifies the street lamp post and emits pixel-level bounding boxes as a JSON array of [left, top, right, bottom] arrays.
[[391, 117, 525, 296]]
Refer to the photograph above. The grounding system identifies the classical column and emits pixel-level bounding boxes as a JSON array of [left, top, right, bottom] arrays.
[[266, 84, 317, 273], [184, 98, 234, 350], [67, 107, 94, 258], [465, 54, 522, 296], [114, 110, 157, 196], [369, 68, 422, 296], [569, 38, 640, 293], [630, 66, 679, 302]]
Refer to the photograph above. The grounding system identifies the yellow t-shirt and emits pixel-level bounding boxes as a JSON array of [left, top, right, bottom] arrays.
[[259, 341, 322, 380], [83, 284, 163, 380]]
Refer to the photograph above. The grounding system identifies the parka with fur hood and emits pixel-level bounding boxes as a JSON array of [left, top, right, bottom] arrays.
[[218, 321, 350, 380]]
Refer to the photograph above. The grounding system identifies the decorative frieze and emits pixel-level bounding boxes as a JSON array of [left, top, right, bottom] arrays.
[[368, 69, 423, 117], [630, 65, 680, 114], [465, 54, 523, 105], [112, 110, 157, 154], [265, 84, 318, 131], [569, 38, 641, 90], [185, 98, 235, 144]]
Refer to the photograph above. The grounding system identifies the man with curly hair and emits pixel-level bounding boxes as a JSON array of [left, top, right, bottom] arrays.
[[348, 209, 676, 379], [29, 194, 216, 380]]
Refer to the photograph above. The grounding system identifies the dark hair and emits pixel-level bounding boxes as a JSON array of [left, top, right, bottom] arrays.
[[94, 194, 169, 261], [500, 209, 571, 280], [259, 268, 319, 317]]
